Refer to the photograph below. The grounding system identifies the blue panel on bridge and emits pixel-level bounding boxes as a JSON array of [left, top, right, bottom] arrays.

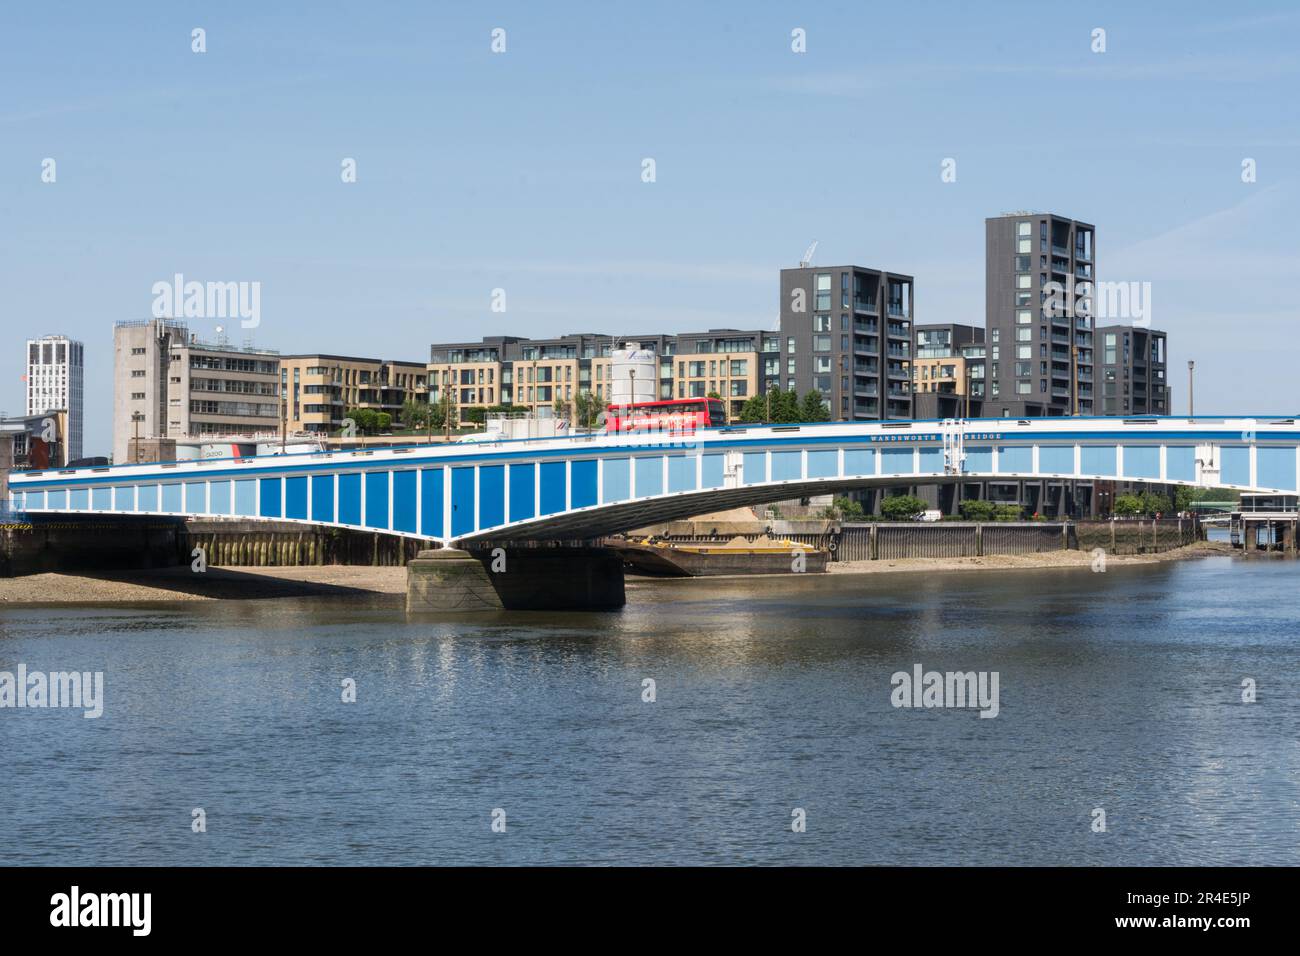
[[259, 477, 282, 518], [234, 480, 255, 517], [1257, 446, 1296, 491], [919, 447, 943, 472], [997, 446, 1031, 473], [392, 470, 417, 533], [365, 471, 389, 529], [702, 454, 724, 488], [509, 463, 536, 521], [1221, 446, 1249, 486], [162, 482, 182, 513], [772, 450, 801, 481], [1167, 446, 1195, 482], [603, 458, 631, 503], [1038, 446, 1074, 474], [882, 447, 914, 475], [210, 480, 231, 516], [743, 452, 766, 484], [540, 461, 567, 515], [420, 468, 444, 537], [311, 474, 334, 523], [70, 488, 88, 510], [48, 489, 67, 510], [92, 487, 111, 511], [478, 465, 504, 529], [965, 446, 992, 472], [451, 467, 475, 535], [184, 482, 205, 513], [571, 459, 597, 508], [112, 487, 130, 511], [807, 449, 838, 479], [1123, 445, 1160, 480], [1081, 445, 1118, 476], [667, 455, 697, 492], [285, 476, 308, 520], [338, 473, 361, 525], [844, 448, 874, 476], [635, 457, 662, 497], [137, 485, 157, 513]]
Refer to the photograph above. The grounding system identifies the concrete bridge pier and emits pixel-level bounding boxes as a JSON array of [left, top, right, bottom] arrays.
[[405, 546, 626, 613]]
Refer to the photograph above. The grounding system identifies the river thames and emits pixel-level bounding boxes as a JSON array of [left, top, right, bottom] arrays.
[[1, 554, 1296, 866]]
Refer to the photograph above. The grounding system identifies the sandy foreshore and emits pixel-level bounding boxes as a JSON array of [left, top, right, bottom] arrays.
[[0, 541, 1235, 605], [826, 539, 1232, 576], [0, 565, 407, 605]]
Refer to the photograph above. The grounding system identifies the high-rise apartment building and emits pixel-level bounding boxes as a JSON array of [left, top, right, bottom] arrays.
[[779, 265, 913, 421], [1096, 325, 1170, 415], [112, 320, 280, 463], [25, 334, 84, 460], [279, 355, 427, 434], [985, 213, 1095, 417]]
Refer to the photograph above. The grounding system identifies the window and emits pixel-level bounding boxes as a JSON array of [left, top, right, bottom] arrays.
[[729, 359, 747, 376], [1018, 221, 1031, 237], [1017, 238, 1031, 254], [1017, 275, 1031, 289], [815, 273, 831, 291], [1017, 382, 1031, 395], [1017, 328, 1032, 342], [1014, 255, 1030, 272], [814, 335, 831, 351], [814, 314, 831, 332], [1017, 346, 1031, 359], [1017, 310, 1031, 324], [786, 337, 796, 354]]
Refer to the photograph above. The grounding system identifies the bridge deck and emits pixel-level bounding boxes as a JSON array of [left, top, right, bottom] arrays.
[[9, 416, 1300, 545]]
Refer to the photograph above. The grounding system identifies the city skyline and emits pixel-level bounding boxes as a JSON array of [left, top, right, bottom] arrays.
[[4, 2, 1299, 456]]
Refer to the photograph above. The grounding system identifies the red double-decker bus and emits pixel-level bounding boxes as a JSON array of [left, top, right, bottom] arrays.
[[604, 397, 725, 433]]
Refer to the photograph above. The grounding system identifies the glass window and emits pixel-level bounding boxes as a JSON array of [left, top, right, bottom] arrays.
[[1017, 275, 1031, 289], [1017, 310, 1032, 324], [1018, 221, 1031, 237], [815, 273, 831, 291], [1017, 238, 1031, 254]]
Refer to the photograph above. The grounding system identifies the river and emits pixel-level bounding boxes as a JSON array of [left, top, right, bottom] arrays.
[[1, 554, 1296, 865]]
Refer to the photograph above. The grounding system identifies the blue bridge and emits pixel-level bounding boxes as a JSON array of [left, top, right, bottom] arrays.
[[8, 416, 1299, 545]]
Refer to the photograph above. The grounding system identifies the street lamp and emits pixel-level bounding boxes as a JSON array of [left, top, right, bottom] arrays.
[[1187, 360, 1195, 416]]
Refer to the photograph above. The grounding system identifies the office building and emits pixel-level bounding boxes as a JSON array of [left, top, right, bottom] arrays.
[[112, 320, 280, 463], [25, 334, 84, 461], [279, 355, 428, 434], [1096, 325, 1170, 415], [779, 265, 914, 421], [985, 213, 1095, 417]]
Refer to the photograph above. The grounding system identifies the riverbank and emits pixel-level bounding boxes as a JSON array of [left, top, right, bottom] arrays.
[[0, 540, 1241, 604], [827, 538, 1234, 576], [0, 565, 407, 605]]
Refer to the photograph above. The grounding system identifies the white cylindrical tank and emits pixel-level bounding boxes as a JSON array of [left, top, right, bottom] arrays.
[[609, 345, 656, 407]]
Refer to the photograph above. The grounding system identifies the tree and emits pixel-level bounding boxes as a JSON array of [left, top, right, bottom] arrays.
[[959, 499, 997, 522], [880, 494, 926, 521], [375, 412, 392, 432], [1113, 494, 1143, 517], [399, 399, 431, 431], [343, 407, 379, 434], [573, 390, 605, 429], [798, 390, 830, 422], [994, 504, 1024, 521]]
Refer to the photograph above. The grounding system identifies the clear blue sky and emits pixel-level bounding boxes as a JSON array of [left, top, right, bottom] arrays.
[[3, 1, 1298, 455]]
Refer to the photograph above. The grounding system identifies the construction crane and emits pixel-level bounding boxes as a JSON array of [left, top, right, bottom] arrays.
[[799, 240, 818, 268]]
